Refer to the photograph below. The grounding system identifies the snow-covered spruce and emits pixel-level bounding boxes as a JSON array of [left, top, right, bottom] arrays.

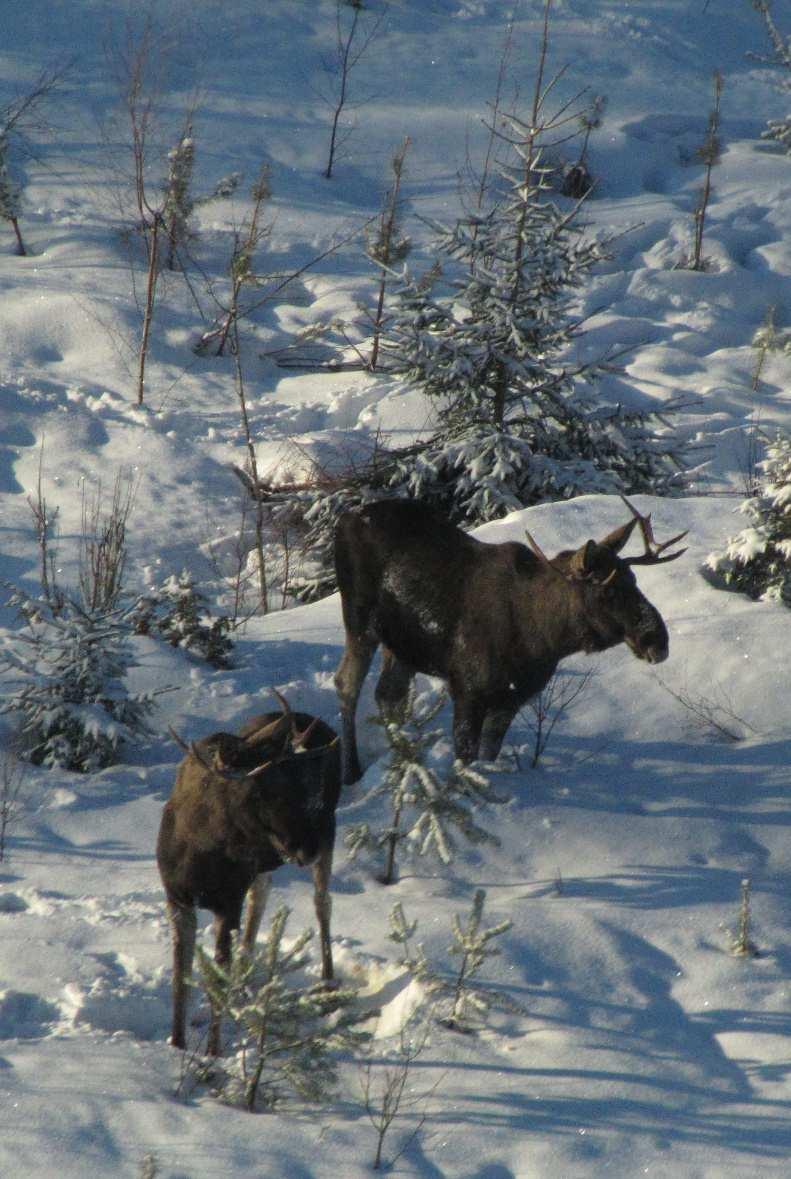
[[704, 432, 791, 605], [345, 690, 505, 884], [379, 119, 688, 523], [282, 116, 690, 600], [195, 906, 369, 1112], [0, 591, 157, 772], [132, 569, 233, 667]]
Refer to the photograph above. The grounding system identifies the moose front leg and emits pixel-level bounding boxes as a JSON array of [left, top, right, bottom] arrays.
[[167, 899, 197, 1051], [479, 690, 521, 762], [311, 845, 334, 981], [451, 695, 488, 764], [240, 873, 272, 956]]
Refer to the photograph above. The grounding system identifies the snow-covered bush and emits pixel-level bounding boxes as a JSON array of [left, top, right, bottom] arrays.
[[0, 591, 157, 772], [196, 906, 369, 1111], [133, 569, 233, 667], [704, 432, 791, 604], [373, 89, 688, 524], [345, 689, 505, 884]]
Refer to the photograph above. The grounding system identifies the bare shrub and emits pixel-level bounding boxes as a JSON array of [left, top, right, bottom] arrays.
[[0, 63, 70, 255], [361, 1017, 441, 1171], [321, 1, 390, 180], [78, 470, 137, 613], [520, 667, 594, 768], [657, 674, 755, 742]]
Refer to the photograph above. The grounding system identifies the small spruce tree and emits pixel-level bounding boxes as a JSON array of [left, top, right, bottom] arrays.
[[133, 569, 233, 667], [388, 891, 514, 1033], [162, 123, 195, 270], [345, 690, 504, 884], [704, 431, 791, 604], [0, 591, 157, 771], [196, 906, 369, 1111], [381, 111, 686, 523], [363, 136, 412, 371]]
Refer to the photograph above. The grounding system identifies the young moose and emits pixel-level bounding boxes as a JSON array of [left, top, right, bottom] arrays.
[[157, 694, 341, 1053], [334, 497, 686, 784]]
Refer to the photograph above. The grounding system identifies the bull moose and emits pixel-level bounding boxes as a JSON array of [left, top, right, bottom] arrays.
[[157, 694, 340, 1053], [334, 497, 686, 784]]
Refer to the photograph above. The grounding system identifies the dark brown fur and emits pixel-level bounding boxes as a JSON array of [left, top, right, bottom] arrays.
[[157, 710, 340, 1052], [334, 500, 676, 783]]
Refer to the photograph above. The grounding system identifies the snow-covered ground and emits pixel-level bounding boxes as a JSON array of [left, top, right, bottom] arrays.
[[1, 1, 791, 1175]]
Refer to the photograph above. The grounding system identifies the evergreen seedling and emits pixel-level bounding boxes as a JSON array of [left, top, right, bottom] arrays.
[[750, 1, 791, 154], [0, 590, 157, 772], [363, 136, 411, 371], [345, 690, 504, 884], [728, 877, 759, 958], [388, 891, 515, 1033], [162, 123, 195, 270], [680, 70, 723, 272], [377, 1, 687, 524], [133, 569, 233, 667], [196, 906, 369, 1111]]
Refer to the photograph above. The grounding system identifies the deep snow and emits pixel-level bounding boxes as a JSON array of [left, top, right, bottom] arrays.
[[1, 1, 791, 1176]]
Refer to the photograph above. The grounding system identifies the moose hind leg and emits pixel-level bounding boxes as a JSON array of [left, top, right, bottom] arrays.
[[167, 899, 197, 1051], [312, 845, 334, 981], [375, 647, 413, 719], [335, 634, 377, 784]]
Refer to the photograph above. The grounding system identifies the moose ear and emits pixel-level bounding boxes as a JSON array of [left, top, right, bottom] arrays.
[[598, 516, 639, 554], [570, 539, 599, 577]]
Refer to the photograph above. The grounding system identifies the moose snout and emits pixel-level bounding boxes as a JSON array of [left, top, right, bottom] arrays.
[[626, 628, 669, 664], [643, 644, 669, 664]]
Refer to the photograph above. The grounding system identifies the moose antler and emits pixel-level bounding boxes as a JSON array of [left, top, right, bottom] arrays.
[[170, 725, 273, 779], [525, 530, 564, 577], [271, 687, 320, 751], [525, 530, 614, 585], [619, 496, 688, 565]]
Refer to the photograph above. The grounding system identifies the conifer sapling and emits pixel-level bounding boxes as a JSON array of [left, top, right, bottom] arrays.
[[344, 689, 504, 884], [196, 906, 369, 1111]]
